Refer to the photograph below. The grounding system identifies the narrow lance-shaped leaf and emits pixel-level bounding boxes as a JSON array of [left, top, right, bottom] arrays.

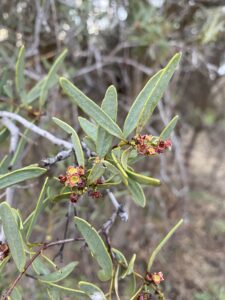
[[78, 117, 98, 142], [137, 53, 181, 133], [74, 217, 113, 281], [114, 265, 121, 300], [87, 163, 105, 185], [26, 177, 49, 240], [60, 78, 124, 139], [43, 282, 86, 297], [38, 262, 78, 283], [39, 49, 68, 108], [123, 69, 163, 138], [147, 219, 183, 272], [0, 202, 26, 272], [121, 254, 136, 279], [0, 165, 46, 190], [15, 45, 26, 101], [127, 177, 146, 207], [160, 115, 179, 141], [126, 169, 160, 186], [26, 75, 58, 104], [79, 281, 106, 300], [53, 117, 84, 166], [111, 150, 128, 186], [97, 86, 118, 157]]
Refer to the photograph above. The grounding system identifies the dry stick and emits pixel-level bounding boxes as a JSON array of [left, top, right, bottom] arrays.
[[1, 238, 80, 300]]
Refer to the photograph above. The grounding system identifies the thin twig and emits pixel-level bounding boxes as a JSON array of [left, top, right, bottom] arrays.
[[1, 237, 79, 300]]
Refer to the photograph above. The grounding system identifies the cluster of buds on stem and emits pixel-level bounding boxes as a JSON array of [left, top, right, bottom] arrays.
[[133, 135, 172, 156], [0, 242, 9, 261]]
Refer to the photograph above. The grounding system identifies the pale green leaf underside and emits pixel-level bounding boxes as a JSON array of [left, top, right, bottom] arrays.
[[38, 262, 78, 283], [160, 115, 179, 141], [123, 69, 163, 138], [137, 53, 181, 133], [15, 45, 26, 101], [39, 49, 68, 107], [0, 202, 26, 271], [0, 165, 46, 190], [60, 78, 124, 139], [127, 177, 146, 207], [74, 217, 113, 280], [147, 218, 183, 272], [79, 281, 106, 300], [53, 117, 84, 166], [78, 117, 98, 142]]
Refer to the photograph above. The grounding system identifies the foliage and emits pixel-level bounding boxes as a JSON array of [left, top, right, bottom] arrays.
[[0, 48, 183, 299]]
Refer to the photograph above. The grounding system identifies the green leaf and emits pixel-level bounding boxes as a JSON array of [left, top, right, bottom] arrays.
[[160, 115, 179, 141], [147, 219, 183, 272], [83, 136, 96, 152], [11, 287, 22, 300], [0, 128, 9, 144], [121, 254, 136, 279], [127, 177, 146, 207], [123, 69, 163, 138], [121, 148, 131, 170], [15, 46, 26, 101], [126, 169, 160, 186], [32, 256, 50, 275], [79, 281, 106, 300], [39, 49, 68, 108], [137, 53, 181, 133], [0, 256, 10, 273], [26, 75, 58, 104], [101, 85, 118, 119], [114, 265, 121, 300], [96, 86, 118, 157], [74, 217, 113, 281], [112, 248, 128, 267], [78, 117, 98, 142], [43, 282, 86, 297], [53, 117, 84, 166], [38, 262, 78, 283], [96, 126, 114, 158], [26, 177, 49, 240], [0, 165, 46, 190], [87, 163, 105, 185], [47, 287, 60, 300], [111, 150, 128, 186], [10, 128, 30, 168], [102, 160, 120, 176], [60, 77, 124, 139], [0, 202, 26, 271]]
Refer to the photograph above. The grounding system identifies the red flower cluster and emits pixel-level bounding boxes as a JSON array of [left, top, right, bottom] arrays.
[[0, 243, 9, 261], [145, 271, 164, 285], [58, 166, 85, 188], [134, 135, 172, 156]]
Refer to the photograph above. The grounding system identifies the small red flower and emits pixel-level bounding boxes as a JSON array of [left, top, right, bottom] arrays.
[[70, 193, 79, 203], [145, 271, 164, 285], [58, 174, 67, 184], [88, 190, 102, 199]]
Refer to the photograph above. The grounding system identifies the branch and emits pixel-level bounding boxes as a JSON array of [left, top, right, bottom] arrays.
[[1, 237, 79, 300], [0, 111, 72, 149], [1, 117, 19, 154], [0, 111, 128, 221]]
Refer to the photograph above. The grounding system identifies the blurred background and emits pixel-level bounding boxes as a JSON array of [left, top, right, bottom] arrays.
[[0, 0, 225, 299]]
